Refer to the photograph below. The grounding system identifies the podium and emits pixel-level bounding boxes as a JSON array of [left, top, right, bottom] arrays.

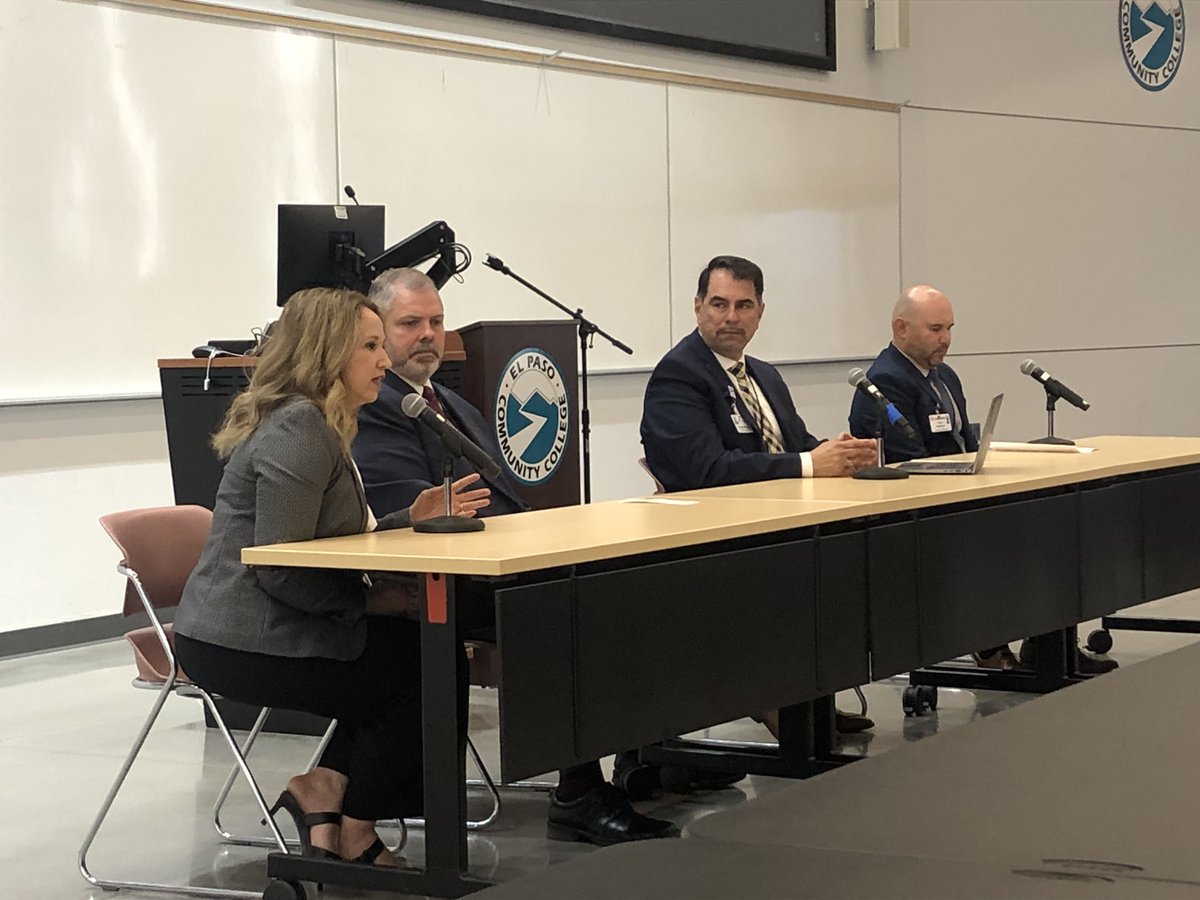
[[457, 319, 580, 509]]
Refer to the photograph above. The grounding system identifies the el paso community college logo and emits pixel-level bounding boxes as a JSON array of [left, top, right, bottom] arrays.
[[494, 348, 570, 485], [1120, 0, 1184, 91]]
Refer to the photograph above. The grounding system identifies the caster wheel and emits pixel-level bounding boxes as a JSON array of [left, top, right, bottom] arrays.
[[902, 685, 926, 717], [917, 684, 938, 712], [263, 879, 307, 900], [1086, 629, 1113, 654]]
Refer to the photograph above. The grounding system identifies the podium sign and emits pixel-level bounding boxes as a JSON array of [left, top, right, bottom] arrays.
[[457, 320, 580, 509]]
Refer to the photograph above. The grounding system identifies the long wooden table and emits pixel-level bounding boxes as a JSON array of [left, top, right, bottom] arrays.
[[241, 435, 1200, 898]]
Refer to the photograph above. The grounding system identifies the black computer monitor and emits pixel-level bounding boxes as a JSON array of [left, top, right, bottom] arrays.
[[276, 204, 385, 306]]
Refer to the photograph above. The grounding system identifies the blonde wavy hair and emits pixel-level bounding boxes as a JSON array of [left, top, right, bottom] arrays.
[[212, 287, 378, 458]]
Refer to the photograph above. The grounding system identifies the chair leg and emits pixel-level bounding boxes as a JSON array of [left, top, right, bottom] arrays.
[[403, 735, 554, 832], [78, 680, 265, 898], [211, 705, 271, 844], [465, 734, 501, 829], [194, 689, 290, 855], [212, 712, 339, 850]]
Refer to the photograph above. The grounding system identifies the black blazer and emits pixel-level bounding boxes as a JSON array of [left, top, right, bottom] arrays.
[[640, 329, 822, 492], [848, 343, 978, 463], [353, 370, 528, 518]]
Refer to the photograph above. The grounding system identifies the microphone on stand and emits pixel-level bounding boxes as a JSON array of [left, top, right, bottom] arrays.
[[1019, 359, 1090, 411], [401, 393, 502, 480], [343, 184, 360, 205]]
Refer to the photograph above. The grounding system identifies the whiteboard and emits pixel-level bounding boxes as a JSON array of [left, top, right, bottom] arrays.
[[901, 106, 1200, 355], [0, 1, 337, 403], [0, 0, 901, 403], [335, 40, 671, 371], [667, 85, 901, 361]]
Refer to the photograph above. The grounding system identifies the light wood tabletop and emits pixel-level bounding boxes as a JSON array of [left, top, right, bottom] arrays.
[[671, 435, 1200, 513], [241, 435, 1200, 577], [241, 496, 866, 576]]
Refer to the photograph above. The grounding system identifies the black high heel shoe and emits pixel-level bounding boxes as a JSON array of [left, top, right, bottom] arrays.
[[265, 790, 341, 860]]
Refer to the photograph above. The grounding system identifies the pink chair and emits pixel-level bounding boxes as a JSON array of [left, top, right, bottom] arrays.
[[78, 505, 294, 898]]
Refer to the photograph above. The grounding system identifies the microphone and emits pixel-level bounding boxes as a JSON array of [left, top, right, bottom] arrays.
[[1019, 360, 1090, 411], [401, 393, 502, 480], [848, 368, 918, 440], [483, 253, 509, 274], [343, 184, 359, 205]]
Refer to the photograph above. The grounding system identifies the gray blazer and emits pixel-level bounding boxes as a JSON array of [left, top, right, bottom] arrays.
[[175, 399, 411, 661]]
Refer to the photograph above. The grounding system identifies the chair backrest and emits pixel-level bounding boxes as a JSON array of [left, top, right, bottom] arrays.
[[637, 457, 666, 495], [100, 506, 213, 616]]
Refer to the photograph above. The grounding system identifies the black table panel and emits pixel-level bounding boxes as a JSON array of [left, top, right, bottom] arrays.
[[1143, 467, 1200, 601], [917, 492, 1080, 660], [1079, 479, 1144, 619]]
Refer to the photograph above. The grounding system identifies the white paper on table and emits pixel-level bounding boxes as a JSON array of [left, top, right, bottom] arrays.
[[991, 441, 1096, 454]]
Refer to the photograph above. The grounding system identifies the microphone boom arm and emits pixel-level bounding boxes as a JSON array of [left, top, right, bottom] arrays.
[[482, 254, 633, 504]]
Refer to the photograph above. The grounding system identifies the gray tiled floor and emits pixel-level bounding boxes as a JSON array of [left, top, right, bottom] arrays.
[[5, 593, 1200, 900]]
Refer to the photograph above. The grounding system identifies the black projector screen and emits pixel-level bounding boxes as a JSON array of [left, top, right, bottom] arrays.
[[405, 0, 837, 71]]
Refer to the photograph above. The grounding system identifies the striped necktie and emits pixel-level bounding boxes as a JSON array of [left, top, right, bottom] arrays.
[[730, 361, 785, 454]]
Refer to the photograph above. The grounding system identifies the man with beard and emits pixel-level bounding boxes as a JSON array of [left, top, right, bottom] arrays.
[[849, 284, 1116, 675], [352, 267, 682, 847]]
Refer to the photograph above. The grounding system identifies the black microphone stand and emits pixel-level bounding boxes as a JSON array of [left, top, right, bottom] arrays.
[[1029, 391, 1075, 446], [483, 255, 633, 503], [414, 455, 486, 533], [852, 407, 909, 480]]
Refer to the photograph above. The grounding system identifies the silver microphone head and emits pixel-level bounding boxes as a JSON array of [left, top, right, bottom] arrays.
[[400, 393, 428, 419], [847, 367, 867, 388], [1019, 359, 1037, 375]]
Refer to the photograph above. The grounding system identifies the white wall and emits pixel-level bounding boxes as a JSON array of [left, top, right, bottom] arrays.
[[3, 0, 1198, 634]]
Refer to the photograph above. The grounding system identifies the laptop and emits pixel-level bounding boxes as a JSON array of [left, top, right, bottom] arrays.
[[897, 393, 1004, 475]]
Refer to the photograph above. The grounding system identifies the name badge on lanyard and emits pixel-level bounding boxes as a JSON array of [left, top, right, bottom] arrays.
[[727, 386, 753, 433], [928, 412, 952, 433]]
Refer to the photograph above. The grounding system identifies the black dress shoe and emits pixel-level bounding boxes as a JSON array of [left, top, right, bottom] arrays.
[[1019, 639, 1119, 675], [547, 784, 680, 846], [835, 709, 875, 733]]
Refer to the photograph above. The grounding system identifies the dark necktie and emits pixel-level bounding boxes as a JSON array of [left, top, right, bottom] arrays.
[[730, 361, 785, 454], [928, 368, 966, 452], [422, 384, 445, 417]]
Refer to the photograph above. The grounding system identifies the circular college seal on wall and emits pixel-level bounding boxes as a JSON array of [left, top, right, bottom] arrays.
[[1119, 0, 1185, 91], [494, 348, 570, 485]]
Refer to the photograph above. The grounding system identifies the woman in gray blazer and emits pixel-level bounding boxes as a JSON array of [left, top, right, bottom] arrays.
[[174, 288, 489, 867]]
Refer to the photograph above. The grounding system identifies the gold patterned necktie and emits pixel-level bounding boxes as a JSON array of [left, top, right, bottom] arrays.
[[730, 361, 785, 453]]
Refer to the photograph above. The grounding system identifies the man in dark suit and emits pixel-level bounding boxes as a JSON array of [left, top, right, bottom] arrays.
[[848, 285, 976, 463], [641, 256, 878, 491], [353, 267, 680, 848], [848, 284, 1116, 675], [640, 255, 879, 735]]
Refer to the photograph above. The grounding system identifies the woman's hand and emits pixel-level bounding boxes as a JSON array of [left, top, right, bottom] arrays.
[[409, 473, 492, 523]]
